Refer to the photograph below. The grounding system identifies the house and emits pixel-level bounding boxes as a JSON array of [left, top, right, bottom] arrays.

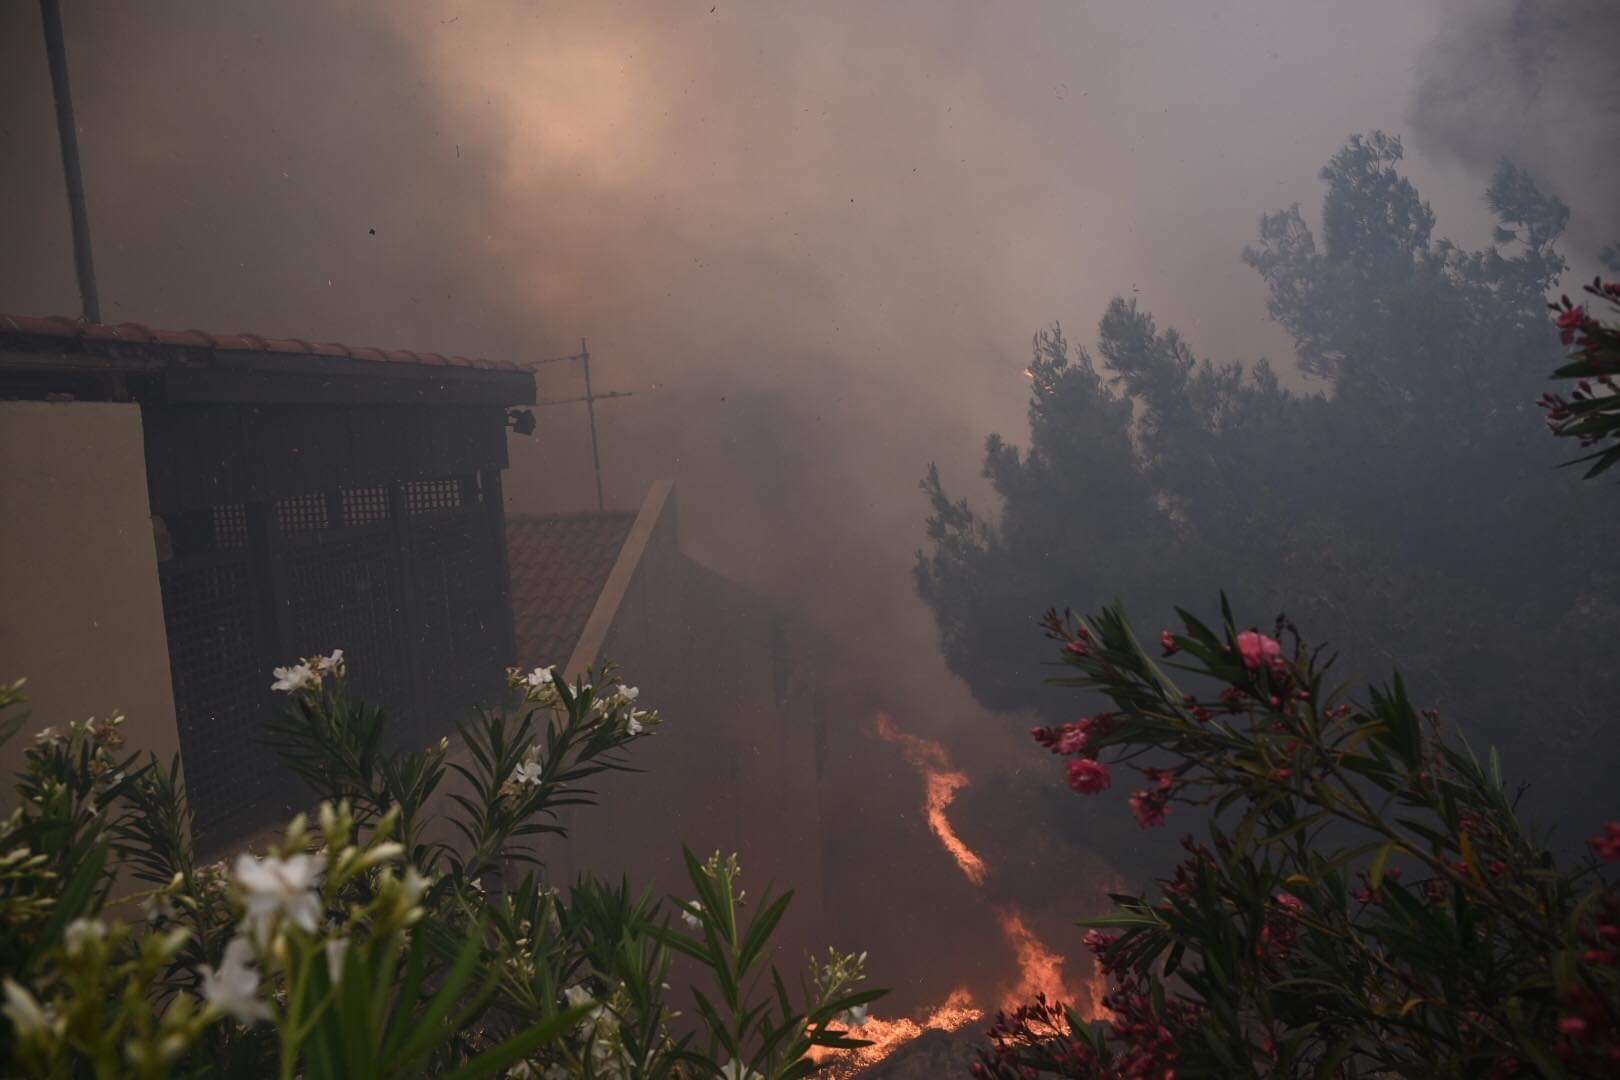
[[0, 314, 977, 1000], [0, 315, 535, 845]]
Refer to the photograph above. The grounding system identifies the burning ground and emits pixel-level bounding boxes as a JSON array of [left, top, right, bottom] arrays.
[[810, 711, 1116, 1076]]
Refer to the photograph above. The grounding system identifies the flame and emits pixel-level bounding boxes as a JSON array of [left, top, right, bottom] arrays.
[[871, 712, 988, 885], [997, 909, 1073, 1012], [809, 989, 982, 1078], [821, 714, 1102, 1076]]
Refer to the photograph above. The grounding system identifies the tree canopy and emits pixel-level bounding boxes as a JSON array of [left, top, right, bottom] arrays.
[[917, 133, 1620, 831]]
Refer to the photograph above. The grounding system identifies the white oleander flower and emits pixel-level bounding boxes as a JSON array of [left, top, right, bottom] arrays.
[[31, 726, 65, 749], [271, 663, 317, 693], [522, 666, 555, 689], [615, 684, 639, 703], [511, 761, 544, 787], [401, 866, 431, 906], [198, 938, 272, 1023], [63, 917, 106, 955], [1, 979, 55, 1037], [839, 1003, 870, 1028], [84, 714, 125, 748], [679, 902, 703, 930], [310, 649, 345, 676], [719, 1060, 762, 1080], [234, 852, 326, 942], [141, 890, 179, 922], [325, 937, 349, 983]]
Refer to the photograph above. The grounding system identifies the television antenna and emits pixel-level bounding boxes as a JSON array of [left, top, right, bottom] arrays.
[[527, 339, 635, 512]]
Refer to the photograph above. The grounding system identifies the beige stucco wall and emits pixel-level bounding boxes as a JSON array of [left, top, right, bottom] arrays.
[[0, 401, 180, 782]]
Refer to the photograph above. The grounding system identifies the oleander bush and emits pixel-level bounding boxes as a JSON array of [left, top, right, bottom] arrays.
[[963, 225, 1620, 1080], [1541, 276, 1620, 477], [971, 600, 1619, 1078], [0, 656, 882, 1078]]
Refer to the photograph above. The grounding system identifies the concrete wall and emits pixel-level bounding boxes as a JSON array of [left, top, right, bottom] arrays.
[[0, 401, 180, 782]]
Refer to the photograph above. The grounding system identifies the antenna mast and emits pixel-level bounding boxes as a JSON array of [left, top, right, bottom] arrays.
[[528, 338, 636, 512], [39, 0, 101, 324]]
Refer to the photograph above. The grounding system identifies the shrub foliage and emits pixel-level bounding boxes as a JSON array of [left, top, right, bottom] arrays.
[[0, 658, 881, 1078], [971, 598, 1619, 1077]]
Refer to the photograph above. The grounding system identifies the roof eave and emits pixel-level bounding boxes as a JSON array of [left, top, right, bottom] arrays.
[[0, 343, 536, 407]]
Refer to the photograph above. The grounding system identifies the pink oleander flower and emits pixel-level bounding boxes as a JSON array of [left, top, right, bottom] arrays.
[[1237, 630, 1282, 671], [1129, 788, 1169, 828], [1055, 724, 1090, 755], [1141, 766, 1175, 793], [1033, 719, 1092, 756], [1040, 713, 1117, 758], [1159, 630, 1179, 657], [1067, 757, 1112, 795], [1590, 822, 1620, 862]]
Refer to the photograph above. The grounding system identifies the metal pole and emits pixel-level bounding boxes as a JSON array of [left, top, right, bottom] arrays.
[[39, 0, 101, 324], [580, 338, 605, 511]]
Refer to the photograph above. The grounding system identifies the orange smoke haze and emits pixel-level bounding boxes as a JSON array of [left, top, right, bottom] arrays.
[[0, 2, 1501, 753]]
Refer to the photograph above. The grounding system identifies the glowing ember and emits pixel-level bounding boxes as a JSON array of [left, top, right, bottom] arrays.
[[871, 712, 988, 885], [810, 989, 982, 1077]]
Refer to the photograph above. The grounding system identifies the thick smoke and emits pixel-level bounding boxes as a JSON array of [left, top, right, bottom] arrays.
[[0, 2, 1465, 726], [1410, 0, 1620, 255], [1, 0, 1534, 1014]]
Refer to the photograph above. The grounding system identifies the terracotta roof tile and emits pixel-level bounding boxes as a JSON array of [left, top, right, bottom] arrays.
[[507, 512, 637, 668], [156, 328, 216, 347]]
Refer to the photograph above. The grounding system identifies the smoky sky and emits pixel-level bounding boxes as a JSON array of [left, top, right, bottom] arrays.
[[10, 0, 1617, 1020], [1, 0, 1605, 731], [1411, 0, 1620, 254]]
